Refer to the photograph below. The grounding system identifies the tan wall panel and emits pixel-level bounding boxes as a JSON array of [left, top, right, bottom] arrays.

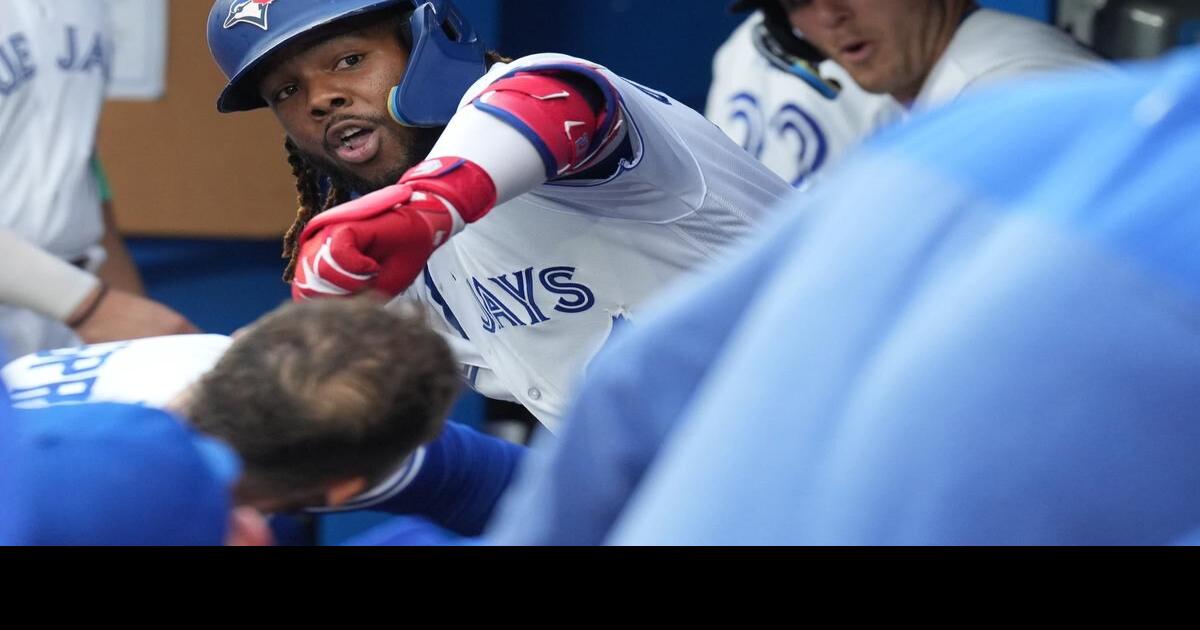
[[97, 0, 298, 238]]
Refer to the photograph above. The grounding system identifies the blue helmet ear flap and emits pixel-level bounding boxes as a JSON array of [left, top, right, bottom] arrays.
[[388, 0, 488, 127]]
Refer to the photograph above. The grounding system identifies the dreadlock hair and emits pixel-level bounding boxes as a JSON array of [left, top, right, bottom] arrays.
[[281, 137, 352, 283], [279, 50, 511, 284]]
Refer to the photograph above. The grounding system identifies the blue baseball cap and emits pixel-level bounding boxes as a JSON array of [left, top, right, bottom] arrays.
[[10, 402, 241, 546]]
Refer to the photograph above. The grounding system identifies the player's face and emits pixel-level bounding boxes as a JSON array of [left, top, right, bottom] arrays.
[[257, 21, 441, 192], [784, 0, 965, 103]]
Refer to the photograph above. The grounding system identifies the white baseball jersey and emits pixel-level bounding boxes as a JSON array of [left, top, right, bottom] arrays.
[[1, 334, 426, 512], [2, 335, 232, 409], [914, 8, 1108, 111], [397, 53, 794, 431], [705, 13, 904, 187], [0, 0, 114, 357], [0, 0, 110, 259]]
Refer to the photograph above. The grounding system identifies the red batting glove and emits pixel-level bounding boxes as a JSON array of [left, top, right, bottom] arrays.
[[291, 158, 497, 301]]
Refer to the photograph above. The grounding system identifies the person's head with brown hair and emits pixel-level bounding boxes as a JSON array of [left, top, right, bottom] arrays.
[[183, 296, 460, 512]]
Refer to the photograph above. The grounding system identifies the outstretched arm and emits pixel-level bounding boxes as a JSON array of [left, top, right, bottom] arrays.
[[291, 65, 626, 300]]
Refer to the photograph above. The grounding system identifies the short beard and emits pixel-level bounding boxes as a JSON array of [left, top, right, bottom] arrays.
[[298, 119, 443, 194]]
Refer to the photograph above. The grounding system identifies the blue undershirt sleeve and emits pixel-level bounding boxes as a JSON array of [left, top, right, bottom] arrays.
[[369, 421, 525, 536]]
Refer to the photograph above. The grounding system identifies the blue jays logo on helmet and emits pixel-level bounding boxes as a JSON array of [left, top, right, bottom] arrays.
[[224, 0, 275, 31], [208, 0, 486, 125]]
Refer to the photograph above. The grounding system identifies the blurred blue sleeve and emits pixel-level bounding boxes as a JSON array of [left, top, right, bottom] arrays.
[[342, 515, 474, 546], [369, 421, 524, 536]]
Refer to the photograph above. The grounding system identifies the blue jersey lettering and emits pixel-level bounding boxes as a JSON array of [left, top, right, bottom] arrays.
[[10, 376, 99, 407], [57, 27, 110, 77], [539, 266, 596, 314], [463, 266, 596, 335], [0, 33, 37, 96], [490, 268, 550, 325], [471, 278, 526, 331]]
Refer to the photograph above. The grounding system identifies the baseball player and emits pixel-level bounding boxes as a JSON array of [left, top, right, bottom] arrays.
[[2, 297, 522, 535], [706, 1, 903, 187], [779, 0, 1108, 111], [706, 1, 1110, 189], [0, 0, 197, 358], [206, 0, 795, 430]]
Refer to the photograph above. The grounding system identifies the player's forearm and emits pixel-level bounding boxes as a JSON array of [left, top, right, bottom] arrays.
[[291, 70, 623, 300], [423, 107, 547, 206], [95, 201, 146, 295], [0, 228, 100, 322]]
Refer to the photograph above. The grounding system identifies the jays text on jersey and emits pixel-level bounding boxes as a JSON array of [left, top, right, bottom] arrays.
[[0, 0, 114, 356], [397, 53, 794, 430]]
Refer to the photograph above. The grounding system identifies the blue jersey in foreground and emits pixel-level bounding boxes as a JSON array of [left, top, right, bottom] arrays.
[[606, 49, 1200, 545], [356, 48, 1200, 545]]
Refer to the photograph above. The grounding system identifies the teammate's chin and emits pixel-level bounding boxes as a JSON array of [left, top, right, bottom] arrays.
[[307, 123, 443, 194]]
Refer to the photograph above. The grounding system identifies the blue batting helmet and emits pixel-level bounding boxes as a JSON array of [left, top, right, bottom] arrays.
[[207, 0, 487, 127]]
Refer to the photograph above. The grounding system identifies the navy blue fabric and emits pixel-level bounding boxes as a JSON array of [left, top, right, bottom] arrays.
[[372, 421, 524, 536], [342, 514, 471, 546]]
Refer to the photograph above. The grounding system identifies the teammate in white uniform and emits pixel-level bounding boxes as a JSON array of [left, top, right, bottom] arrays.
[[0, 0, 195, 357], [2, 297, 523, 534], [781, 1, 1107, 111], [3, 334, 232, 410], [709, 1, 1107, 187], [206, 0, 794, 430], [706, 3, 903, 186], [0, 0, 195, 358]]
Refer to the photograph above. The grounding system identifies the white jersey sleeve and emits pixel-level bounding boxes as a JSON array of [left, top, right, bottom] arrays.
[[459, 52, 791, 223], [404, 53, 795, 429], [705, 13, 904, 187], [2, 335, 232, 409]]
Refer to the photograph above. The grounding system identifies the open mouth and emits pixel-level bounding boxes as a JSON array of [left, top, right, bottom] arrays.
[[327, 121, 381, 164], [839, 40, 874, 65]]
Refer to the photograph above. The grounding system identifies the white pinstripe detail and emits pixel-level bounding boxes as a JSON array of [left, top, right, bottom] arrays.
[[305, 447, 428, 513]]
